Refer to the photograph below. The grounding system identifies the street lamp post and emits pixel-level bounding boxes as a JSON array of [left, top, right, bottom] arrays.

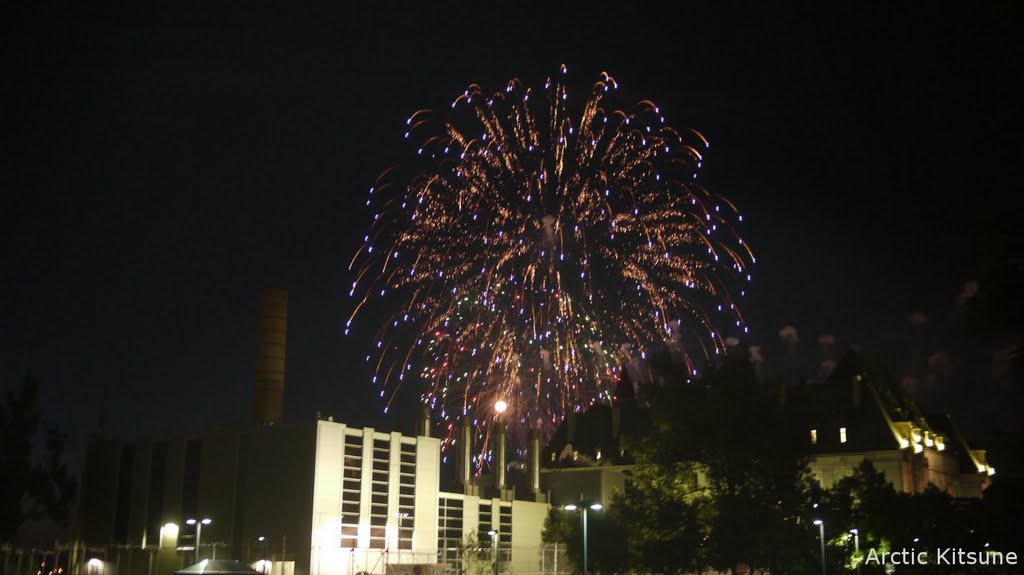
[[848, 529, 861, 575], [186, 518, 212, 564], [487, 530, 499, 575], [813, 520, 825, 575], [849, 529, 861, 575], [394, 512, 410, 559], [257, 537, 267, 574], [564, 503, 603, 575]]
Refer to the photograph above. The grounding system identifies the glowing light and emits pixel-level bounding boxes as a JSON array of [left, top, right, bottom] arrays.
[[349, 67, 753, 450], [494, 399, 509, 413]]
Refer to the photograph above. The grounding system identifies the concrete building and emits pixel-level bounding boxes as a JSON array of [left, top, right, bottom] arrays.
[[76, 289, 553, 575], [78, 420, 550, 575]]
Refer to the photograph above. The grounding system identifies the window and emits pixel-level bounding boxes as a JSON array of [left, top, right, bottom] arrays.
[[437, 497, 464, 564], [498, 503, 512, 562], [397, 442, 416, 549], [341, 432, 363, 545], [810, 429, 817, 445], [839, 427, 847, 444], [478, 503, 493, 546]]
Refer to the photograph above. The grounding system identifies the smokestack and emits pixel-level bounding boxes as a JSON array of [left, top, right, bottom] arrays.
[[420, 405, 432, 437], [495, 427, 506, 491], [254, 288, 288, 426], [528, 429, 541, 499], [852, 375, 862, 408], [456, 421, 472, 491]]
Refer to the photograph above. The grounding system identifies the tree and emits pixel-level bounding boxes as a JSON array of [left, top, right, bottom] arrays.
[[820, 460, 995, 574], [615, 353, 819, 574], [452, 531, 498, 575], [0, 374, 78, 542], [544, 504, 631, 575], [613, 455, 710, 574], [817, 460, 899, 573]]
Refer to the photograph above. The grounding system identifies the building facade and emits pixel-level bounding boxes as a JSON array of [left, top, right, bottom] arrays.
[[538, 351, 992, 504], [791, 351, 992, 497], [77, 420, 550, 575]]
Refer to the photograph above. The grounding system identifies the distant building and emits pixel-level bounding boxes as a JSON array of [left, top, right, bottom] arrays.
[[788, 350, 992, 497], [539, 377, 650, 509], [78, 420, 549, 575], [539, 350, 992, 504]]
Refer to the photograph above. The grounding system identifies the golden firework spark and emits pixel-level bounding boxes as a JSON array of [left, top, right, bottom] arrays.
[[349, 66, 754, 453]]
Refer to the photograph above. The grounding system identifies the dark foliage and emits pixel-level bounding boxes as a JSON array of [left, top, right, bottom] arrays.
[[0, 374, 78, 542]]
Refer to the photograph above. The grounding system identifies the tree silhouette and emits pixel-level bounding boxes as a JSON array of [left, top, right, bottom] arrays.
[[0, 374, 78, 542]]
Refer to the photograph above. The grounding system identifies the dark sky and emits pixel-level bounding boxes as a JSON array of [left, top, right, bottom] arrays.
[[3, 3, 1021, 469]]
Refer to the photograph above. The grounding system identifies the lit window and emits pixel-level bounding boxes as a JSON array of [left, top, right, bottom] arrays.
[[840, 427, 847, 443], [810, 429, 818, 445]]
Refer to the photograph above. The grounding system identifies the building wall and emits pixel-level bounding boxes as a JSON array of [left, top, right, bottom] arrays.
[[509, 500, 548, 575], [241, 422, 318, 575], [310, 421, 345, 575], [198, 430, 243, 549], [922, 447, 962, 494], [78, 439, 122, 545], [77, 421, 549, 575], [540, 467, 627, 508], [413, 437, 440, 555], [434, 492, 548, 575], [126, 441, 152, 546], [810, 447, 980, 497], [308, 421, 442, 575], [162, 438, 186, 532]]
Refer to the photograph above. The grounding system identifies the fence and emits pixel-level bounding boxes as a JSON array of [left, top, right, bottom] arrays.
[[0, 543, 573, 575], [1, 543, 238, 575]]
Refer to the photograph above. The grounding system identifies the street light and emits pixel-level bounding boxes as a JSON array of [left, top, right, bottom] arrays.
[[256, 536, 267, 573], [813, 520, 825, 575], [564, 503, 603, 575], [186, 518, 212, 564], [850, 529, 861, 575], [394, 512, 411, 550], [487, 530, 499, 575]]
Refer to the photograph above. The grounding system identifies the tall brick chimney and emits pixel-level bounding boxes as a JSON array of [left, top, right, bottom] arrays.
[[253, 288, 287, 426]]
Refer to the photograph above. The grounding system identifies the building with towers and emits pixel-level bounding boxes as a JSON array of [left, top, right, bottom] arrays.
[[76, 290, 991, 575], [76, 290, 553, 575]]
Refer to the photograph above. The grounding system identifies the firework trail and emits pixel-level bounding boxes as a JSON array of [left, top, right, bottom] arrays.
[[348, 65, 753, 454]]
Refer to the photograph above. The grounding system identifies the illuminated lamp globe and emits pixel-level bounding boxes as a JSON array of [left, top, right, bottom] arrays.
[[494, 400, 509, 414]]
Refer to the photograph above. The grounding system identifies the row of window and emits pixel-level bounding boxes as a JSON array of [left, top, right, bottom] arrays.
[[438, 498, 464, 562], [437, 499, 513, 562], [810, 427, 848, 445], [340, 433, 418, 549]]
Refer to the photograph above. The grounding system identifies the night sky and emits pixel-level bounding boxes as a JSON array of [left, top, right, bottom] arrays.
[[3, 3, 1021, 470]]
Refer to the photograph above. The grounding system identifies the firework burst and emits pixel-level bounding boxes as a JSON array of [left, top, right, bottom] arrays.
[[348, 66, 754, 453]]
